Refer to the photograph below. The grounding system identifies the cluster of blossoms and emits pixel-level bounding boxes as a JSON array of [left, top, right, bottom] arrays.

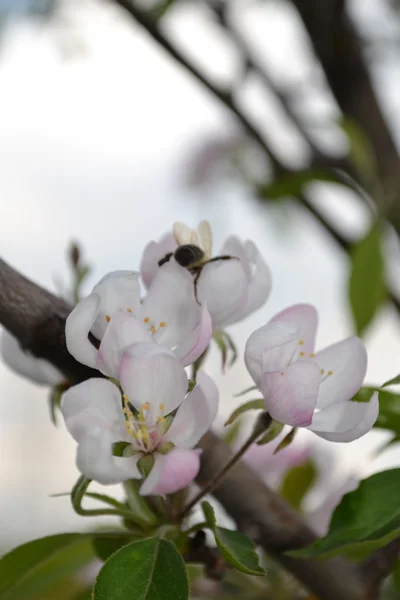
[[1, 221, 378, 496]]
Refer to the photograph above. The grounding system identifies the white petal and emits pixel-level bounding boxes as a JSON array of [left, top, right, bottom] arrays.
[[197, 220, 213, 258], [269, 304, 318, 354], [76, 428, 141, 485], [244, 321, 300, 384], [173, 305, 212, 367], [310, 391, 379, 442], [91, 271, 141, 339], [139, 449, 201, 496], [61, 378, 126, 442], [261, 360, 320, 427], [143, 260, 199, 348], [65, 294, 100, 368], [220, 236, 251, 279], [314, 337, 367, 410], [120, 343, 188, 420], [140, 233, 177, 289], [1, 330, 63, 385], [96, 313, 151, 378], [196, 259, 248, 331], [163, 371, 219, 448]]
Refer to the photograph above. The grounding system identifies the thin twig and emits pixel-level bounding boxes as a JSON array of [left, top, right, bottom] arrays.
[[361, 536, 400, 599]]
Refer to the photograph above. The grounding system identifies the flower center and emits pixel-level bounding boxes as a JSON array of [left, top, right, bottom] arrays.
[[286, 339, 334, 382], [122, 394, 165, 453], [143, 316, 167, 336]]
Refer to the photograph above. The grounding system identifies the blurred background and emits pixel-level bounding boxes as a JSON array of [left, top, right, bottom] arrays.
[[1, 0, 400, 593]]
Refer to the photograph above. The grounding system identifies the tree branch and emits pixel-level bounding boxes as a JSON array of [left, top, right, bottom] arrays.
[[0, 257, 365, 600], [291, 0, 400, 231], [361, 536, 400, 599]]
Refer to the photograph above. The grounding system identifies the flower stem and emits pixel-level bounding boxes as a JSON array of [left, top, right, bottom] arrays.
[[179, 412, 272, 521]]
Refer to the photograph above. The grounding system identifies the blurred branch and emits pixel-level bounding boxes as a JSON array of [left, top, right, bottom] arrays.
[[109, 0, 400, 320], [0, 256, 365, 600], [291, 0, 400, 231], [361, 536, 400, 599]]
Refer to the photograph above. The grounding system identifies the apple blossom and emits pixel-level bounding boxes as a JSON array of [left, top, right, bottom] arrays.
[[65, 261, 212, 377], [140, 220, 272, 331], [244, 304, 379, 441], [61, 342, 218, 494], [1, 329, 64, 385]]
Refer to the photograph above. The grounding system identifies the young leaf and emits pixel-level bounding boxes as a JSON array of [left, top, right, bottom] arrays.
[[288, 469, 400, 559], [202, 501, 265, 576], [348, 224, 386, 336], [0, 534, 94, 599], [382, 374, 400, 388], [279, 460, 317, 510], [224, 399, 265, 426], [93, 537, 189, 600]]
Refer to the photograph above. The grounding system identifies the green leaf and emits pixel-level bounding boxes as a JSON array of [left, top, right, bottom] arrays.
[[288, 469, 400, 559], [0, 534, 94, 600], [279, 460, 317, 510], [382, 374, 400, 388], [348, 224, 386, 335], [93, 537, 189, 600], [340, 117, 378, 181], [202, 502, 265, 576], [92, 533, 138, 562], [273, 427, 296, 453], [223, 418, 243, 447], [256, 420, 284, 445], [257, 168, 338, 201], [213, 331, 238, 372], [224, 399, 265, 426]]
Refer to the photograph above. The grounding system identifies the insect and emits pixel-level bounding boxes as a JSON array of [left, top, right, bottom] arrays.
[[158, 222, 237, 302]]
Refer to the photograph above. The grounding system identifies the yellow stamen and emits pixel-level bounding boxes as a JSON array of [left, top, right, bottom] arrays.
[[127, 307, 132, 313], [300, 351, 305, 357], [144, 317, 150, 324], [310, 352, 316, 357], [105, 315, 111, 323], [159, 403, 165, 412], [298, 339, 304, 346], [142, 403, 150, 411], [159, 321, 166, 328], [327, 370, 333, 376], [321, 368, 325, 375], [157, 417, 165, 424], [150, 325, 156, 335]]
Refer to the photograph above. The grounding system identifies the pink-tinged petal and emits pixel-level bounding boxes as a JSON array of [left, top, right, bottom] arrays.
[[96, 313, 151, 378], [139, 449, 201, 496], [261, 360, 320, 427], [269, 304, 318, 354], [310, 392, 379, 442], [173, 305, 212, 367], [163, 371, 219, 448], [140, 234, 177, 289], [91, 271, 141, 339], [142, 260, 198, 348], [120, 343, 188, 419], [314, 337, 367, 410], [196, 259, 248, 331], [234, 241, 271, 322], [61, 378, 126, 442], [244, 321, 300, 384], [244, 439, 309, 480], [76, 428, 141, 485], [1, 330, 63, 385], [65, 294, 100, 368], [221, 236, 251, 279]]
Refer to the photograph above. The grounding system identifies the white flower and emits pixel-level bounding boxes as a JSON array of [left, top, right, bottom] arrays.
[[140, 220, 272, 331], [1, 329, 63, 385], [65, 261, 212, 377], [61, 343, 219, 495], [244, 304, 379, 442]]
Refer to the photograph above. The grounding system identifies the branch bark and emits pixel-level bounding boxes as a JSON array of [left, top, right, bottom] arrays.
[[0, 257, 365, 600]]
